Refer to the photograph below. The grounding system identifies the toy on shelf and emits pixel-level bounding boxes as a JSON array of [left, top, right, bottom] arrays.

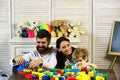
[[15, 21, 53, 38], [51, 20, 69, 37], [17, 61, 108, 80], [15, 21, 35, 38], [39, 24, 53, 33], [15, 22, 30, 37], [68, 22, 84, 37], [30, 20, 41, 36], [15, 20, 85, 38], [27, 30, 34, 38]]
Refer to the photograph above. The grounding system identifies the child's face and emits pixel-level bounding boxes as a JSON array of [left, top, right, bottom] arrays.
[[75, 57, 88, 63]]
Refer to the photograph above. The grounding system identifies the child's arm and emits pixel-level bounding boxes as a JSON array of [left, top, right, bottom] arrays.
[[82, 62, 98, 69]]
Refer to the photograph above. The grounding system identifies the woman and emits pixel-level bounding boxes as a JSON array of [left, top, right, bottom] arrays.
[[55, 37, 76, 69]]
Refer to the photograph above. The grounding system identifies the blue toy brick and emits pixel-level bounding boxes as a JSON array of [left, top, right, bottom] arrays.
[[17, 61, 29, 72], [59, 76, 64, 80], [53, 72, 57, 75], [17, 66, 24, 71], [71, 69, 80, 72], [42, 75, 50, 80], [24, 61, 29, 68]]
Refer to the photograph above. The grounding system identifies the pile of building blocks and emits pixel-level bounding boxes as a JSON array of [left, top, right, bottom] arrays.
[[17, 61, 108, 80]]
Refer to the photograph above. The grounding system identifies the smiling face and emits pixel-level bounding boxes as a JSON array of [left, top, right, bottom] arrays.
[[36, 37, 50, 54], [59, 41, 72, 56]]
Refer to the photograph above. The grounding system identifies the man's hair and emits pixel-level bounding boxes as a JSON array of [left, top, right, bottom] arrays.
[[56, 37, 70, 49], [72, 47, 88, 60], [36, 30, 51, 41]]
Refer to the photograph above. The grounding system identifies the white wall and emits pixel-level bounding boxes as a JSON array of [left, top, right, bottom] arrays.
[[93, 0, 120, 79], [0, 0, 11, 74], [0, 0, 120, 79]]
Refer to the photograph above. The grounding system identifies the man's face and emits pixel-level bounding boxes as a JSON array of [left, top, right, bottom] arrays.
[[36, 37, 50, 54]]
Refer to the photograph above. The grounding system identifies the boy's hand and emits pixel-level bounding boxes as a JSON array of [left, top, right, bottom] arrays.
[[77, 60, 88, 68], [77, 61, 83, 66], [81, 62, 89, 68], [13, 55, 25, 65]]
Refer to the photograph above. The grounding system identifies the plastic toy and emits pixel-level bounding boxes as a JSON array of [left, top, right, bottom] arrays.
[[26, 30, 34, 38], [39, 24, 53, 33], [17, 61, 108, 80]]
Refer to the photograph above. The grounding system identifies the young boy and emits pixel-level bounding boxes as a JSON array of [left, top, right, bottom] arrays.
[[65, 47, 97, 69]]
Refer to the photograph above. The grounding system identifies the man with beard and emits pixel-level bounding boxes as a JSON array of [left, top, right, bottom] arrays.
[[10, 30, 57, 72]]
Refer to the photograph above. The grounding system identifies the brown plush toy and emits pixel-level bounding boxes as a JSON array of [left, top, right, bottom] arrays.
[[51, 20, 68, 37]]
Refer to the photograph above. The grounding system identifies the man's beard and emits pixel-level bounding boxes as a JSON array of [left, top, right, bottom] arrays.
[[36, 46, 49, 54]]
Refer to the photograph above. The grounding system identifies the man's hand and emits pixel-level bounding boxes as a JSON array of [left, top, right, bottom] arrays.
[[13, 55, 25, 65], [28, 59, 43, 69]]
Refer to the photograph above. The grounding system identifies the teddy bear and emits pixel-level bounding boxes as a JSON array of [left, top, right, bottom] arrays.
[[51, 20, 68, 37], [68, 22, 84, 37]]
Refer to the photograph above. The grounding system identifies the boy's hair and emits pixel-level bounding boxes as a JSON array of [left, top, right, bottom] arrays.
[[56, 37, 70, 49], [36, 30, 51, 41], [72, 47, 88, 60]]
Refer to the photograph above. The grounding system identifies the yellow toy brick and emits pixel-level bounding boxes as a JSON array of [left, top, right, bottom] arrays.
[[88, 71, 94, 77], [23, 69, 32, 73], [96, 76, 101, 80]]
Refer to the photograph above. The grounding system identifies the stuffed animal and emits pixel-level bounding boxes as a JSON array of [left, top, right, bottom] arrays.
[[30, 20, 41, 35], [51, 20, 68, 37], [15, 22, 30, 37], [68, 22, 84, 37]]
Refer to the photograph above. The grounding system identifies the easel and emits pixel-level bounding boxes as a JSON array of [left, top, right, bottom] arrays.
[[109, 56, 119, 69], [108, 20, 120, 69]]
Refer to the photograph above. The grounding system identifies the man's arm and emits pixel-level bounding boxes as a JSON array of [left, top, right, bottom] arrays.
[[10, 50, 33, 66]]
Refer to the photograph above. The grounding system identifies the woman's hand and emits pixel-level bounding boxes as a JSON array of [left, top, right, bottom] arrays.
[[65, 60, 70, 67]]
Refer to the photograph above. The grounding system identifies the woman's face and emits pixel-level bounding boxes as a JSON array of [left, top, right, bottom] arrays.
[[59, 41, 72, 55]]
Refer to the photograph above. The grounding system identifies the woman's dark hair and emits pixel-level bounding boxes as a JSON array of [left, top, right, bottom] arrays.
[[36, 30, 51, 41], [56, 37, 70, 49]]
